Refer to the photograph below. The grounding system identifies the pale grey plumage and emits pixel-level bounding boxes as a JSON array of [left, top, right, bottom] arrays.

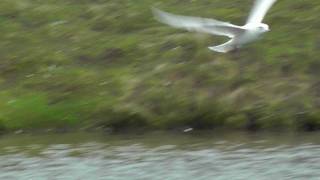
[[247, 0, 277, 24], [152, 0, 277, 53]]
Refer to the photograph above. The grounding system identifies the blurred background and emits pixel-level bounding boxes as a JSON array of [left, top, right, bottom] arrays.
[[0, 0, 319, 132], [0, 0, 320, 179]]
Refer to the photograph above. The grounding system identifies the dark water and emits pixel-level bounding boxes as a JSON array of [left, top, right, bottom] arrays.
[[1, 132, 320, 180]]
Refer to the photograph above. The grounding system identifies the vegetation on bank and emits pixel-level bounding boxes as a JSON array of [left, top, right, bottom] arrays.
[[0, 0, 320, 132]]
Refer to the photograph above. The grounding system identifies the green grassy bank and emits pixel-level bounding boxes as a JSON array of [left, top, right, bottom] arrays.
[[0, 0, 320, 132]]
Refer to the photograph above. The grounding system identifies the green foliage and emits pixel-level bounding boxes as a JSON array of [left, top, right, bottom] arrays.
[[0, 91, 105, 131], [0, 0, 319, 132], [225, 114, 248, 129]]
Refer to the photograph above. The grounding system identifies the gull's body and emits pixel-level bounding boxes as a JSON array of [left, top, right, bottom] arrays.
[[153, 0, 277, 53]]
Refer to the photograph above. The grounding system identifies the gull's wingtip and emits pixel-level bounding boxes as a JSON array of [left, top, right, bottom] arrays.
[[151, 7, 157, 13], [208, 46, 231, 53], [208, 39, 236, 53], [151, 7, 163, 20], [151, 7, 163, 17], [208, 47, 227, 53], [151, 7, 173, 25]]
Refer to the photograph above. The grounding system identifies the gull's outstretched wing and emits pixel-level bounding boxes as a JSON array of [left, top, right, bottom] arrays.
[[208, 39, 235, 53], [246, 0, 277, 24], [152, 8, 245, 38]]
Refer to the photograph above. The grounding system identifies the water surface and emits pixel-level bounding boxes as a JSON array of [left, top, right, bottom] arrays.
[[0, 132, 320, 180]]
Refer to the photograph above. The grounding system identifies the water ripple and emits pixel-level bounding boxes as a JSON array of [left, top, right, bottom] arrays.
[[0, 134, 320, 179]]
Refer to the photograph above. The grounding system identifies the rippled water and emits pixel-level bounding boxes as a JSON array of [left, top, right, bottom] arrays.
[[1, 132, 320, 179]]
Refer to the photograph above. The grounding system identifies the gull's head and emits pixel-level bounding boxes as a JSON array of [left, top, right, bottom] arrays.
[[257, 23, 270, 32]]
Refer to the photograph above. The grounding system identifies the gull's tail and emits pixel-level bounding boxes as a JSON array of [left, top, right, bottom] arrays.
[[208, 40, 235, 53]]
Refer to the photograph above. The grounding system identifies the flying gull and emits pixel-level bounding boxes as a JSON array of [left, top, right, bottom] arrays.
[[153, 0, 277, 53]]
